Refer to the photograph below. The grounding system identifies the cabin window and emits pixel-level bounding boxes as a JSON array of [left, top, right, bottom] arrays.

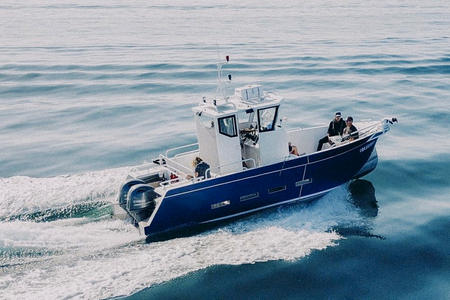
[[258, 106, 278, 132], [218, 115, 237, 137]]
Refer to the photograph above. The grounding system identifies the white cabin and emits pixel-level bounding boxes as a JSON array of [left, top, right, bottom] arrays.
[[192, 84, 289, 175]]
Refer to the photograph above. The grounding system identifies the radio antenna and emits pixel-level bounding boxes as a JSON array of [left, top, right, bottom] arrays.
[[216, 55, 231, 100]]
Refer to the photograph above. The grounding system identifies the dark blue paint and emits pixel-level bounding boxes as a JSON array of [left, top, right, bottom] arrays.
[[145, 135, 378, 236]]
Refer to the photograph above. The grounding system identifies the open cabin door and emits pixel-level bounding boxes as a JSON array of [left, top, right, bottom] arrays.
[[257, 106, 289, 165], [215, 114, 242, 174], [195, 114, 219, 170]]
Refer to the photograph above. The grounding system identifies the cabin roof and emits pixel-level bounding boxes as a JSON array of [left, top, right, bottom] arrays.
[[192, 86, 282, 118]]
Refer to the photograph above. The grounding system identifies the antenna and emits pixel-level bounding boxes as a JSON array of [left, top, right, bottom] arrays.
[[216, 55, 232, 100]]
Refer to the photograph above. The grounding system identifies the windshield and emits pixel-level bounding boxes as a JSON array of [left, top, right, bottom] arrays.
[[258, 106, 278, 132]]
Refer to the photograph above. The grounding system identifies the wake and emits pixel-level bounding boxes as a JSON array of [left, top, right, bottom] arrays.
[[0, 167, 371, 299], [0, 167, 130, 221]]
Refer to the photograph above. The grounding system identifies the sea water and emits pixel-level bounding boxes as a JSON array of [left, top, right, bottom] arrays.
[[0, 0, 449, 299]]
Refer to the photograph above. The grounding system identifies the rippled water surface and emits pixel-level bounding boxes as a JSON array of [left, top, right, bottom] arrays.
[[1, 1, 449, 299]]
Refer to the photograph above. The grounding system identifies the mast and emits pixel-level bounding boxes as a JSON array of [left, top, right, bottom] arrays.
[[216, 55, 232, 100]]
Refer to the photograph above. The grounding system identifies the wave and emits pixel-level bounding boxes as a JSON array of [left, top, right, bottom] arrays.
[[0, 175, 371, 299], [1, 55, 447, 72], [2, 68, 448, 98], [370, 155, 450, 195], [0, 167, 129, 221], [0, 82, 215, 97], [2, 201, 111, 223]]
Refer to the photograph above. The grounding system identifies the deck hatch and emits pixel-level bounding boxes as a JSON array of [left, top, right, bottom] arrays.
[[240, 192, 259, 202], [295, 178, 312, 187], [268, 185, 286, 194], [211, 200, 231, 209]]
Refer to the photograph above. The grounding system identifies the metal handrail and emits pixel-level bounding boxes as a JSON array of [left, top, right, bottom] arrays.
[[203, 168, 214, 179], [335, 121, 382, 145], [165, 143, 199, 158], [174, 149, 199, 158], [352, 121, 382, 138], [129, 162, 157, 173], [160, 154, 193, 176]]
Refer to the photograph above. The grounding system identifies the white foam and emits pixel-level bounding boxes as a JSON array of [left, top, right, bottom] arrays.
[[0, 185, 365, 300], [1, 227, 339, 300], [0, 218, 141, 251], [0, 167, 130, 220]]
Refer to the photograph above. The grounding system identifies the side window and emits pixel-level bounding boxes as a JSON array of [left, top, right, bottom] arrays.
[[218, 115, 237, 137], [258, 106, 278, 132]]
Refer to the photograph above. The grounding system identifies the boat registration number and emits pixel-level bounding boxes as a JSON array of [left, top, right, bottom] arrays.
[[360, 141, 375, 153]]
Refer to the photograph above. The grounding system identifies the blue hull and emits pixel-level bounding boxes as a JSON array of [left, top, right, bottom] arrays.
[[143, 134, 380, 236]]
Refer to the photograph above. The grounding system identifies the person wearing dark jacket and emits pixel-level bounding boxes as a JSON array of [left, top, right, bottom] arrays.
[[193, 157, 211, 179], [186, 157, 211, 180], [317, 112, 346, 151], [342, 116, 359, 141]]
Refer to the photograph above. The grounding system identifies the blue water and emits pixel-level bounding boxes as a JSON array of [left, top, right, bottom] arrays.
[[1, 1, 449, 299]]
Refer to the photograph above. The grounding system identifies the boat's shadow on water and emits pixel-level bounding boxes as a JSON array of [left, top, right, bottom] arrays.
[[146, 179, 383, 243], [333, 179, 385, 240], [348, 179, 379, 218]]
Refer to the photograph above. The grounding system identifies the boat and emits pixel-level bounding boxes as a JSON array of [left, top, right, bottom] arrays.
[[117, 56, 397, 237]]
